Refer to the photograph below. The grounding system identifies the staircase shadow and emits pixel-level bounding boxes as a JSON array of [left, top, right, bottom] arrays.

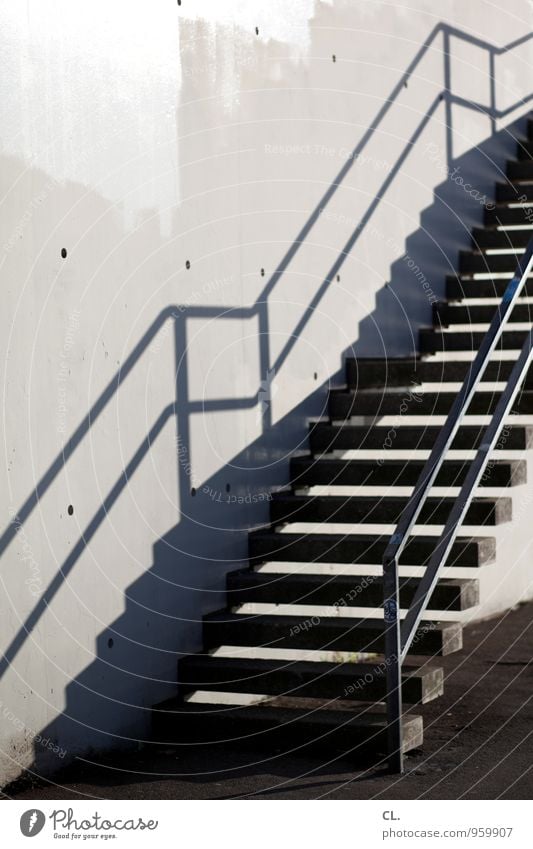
[[32, 390, 326, 774], [353, 117, 526, 358]]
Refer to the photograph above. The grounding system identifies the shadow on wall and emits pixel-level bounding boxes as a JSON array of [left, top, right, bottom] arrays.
[[0, 20, 530, 776], [355, 124, 521, 356]]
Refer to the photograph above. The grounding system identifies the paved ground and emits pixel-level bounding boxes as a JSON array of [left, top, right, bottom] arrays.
[[4, 602, 533, 800]]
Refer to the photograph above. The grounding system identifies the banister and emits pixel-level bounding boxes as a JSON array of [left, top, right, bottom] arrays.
[[383, 235, 533, 773]]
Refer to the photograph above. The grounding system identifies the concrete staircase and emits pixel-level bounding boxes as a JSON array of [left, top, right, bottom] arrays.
[[152, 120, 533, 762]]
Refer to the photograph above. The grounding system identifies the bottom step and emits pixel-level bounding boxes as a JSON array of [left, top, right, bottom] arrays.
[[152, 696, 423, 757]]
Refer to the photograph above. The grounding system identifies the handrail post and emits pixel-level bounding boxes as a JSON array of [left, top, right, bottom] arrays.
[[383, 554, 403, 773]]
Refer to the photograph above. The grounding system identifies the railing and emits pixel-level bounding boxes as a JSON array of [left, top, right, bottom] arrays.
[[383, 235, 533, 773]]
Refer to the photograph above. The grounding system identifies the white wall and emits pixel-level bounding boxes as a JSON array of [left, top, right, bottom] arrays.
[[0, 0, 532, 785]]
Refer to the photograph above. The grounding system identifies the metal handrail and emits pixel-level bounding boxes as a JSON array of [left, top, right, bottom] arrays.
[[383, 235, 533, 773]]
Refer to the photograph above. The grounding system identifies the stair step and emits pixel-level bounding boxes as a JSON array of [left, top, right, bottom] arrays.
[[203, 610, 463, 656], [446, 275, 533, 299], [471, 227, 533, 249], [345, 355, 533, 388], [178, 655, 444, 704], [508, 160, 533, 181], [419, 327, 530, 352], [152, 696, 424, 755], [459, 250, 523, 274], [248, 531, 494, 567], [311, 421, 532, 452], [290, 455, 526, 487], [329, 388, 533, 418], [270, 492, 511, 526], [484, 205, 533, 226], [228, 569, 479, 611], [434, 301, 533, 325], [496, 182, 533, 203]]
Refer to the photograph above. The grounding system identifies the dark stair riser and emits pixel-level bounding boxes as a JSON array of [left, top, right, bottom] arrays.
[[471, 227, 532, 249], [152, 699, 424, 755], [290, 457, 527, 487], [248, 532, 495, 568], [496, 182, 533, 202], [329, 389, 533, 418], [507, 159, 533, 180], [203, 612, 463, 656], [434, 301, 533, 325], [419, 328, 530, 352], [517, 137, 533, 159], [459, 251, 525, 274], [446, 276, 533, 299], [484, 205, 533, 227], [271, 493, 511, 526], [310, 422, 532, 452], [345, 356, 533, 388], [177, 656, 444, 704], [228, 570, 479, 611]]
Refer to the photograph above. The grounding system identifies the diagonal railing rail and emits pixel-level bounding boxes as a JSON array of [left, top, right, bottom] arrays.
[[383, 235, 533, 773]]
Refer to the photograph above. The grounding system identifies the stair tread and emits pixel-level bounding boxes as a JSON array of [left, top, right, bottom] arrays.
[[180, 654, 434, 678], [203, 610, 463, 656], [228, 568, 480, 610], [178, 654, 444, 704], [310, 422, 533, 452], [152, 695, 424, 754], [447, 276, 533, 298], [345, 355, 533, 388], [290, 455, 526, 488], [249, 529, 494, 567], [419, 327, 532, 352], [435, 301, 533, 323], [271, 492, 511, 525], [472, 227, 533, 248], [329, 387, 533, 416]]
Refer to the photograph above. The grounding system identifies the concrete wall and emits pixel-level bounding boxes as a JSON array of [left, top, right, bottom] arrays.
[[0, 0, 532, 785]]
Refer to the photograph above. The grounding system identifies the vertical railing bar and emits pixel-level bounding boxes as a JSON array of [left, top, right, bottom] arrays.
[[401, 326, 533, 660], [489, 48, 496, 136], [384, 556, 403, 772]]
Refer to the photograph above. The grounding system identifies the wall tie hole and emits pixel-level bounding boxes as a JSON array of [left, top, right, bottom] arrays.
[[67, 505, 74, 516], [61, 248, 67, 259], [107, 638, 114, 649], [191, 487, 196, 497], [185, 260, 191, 269]]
